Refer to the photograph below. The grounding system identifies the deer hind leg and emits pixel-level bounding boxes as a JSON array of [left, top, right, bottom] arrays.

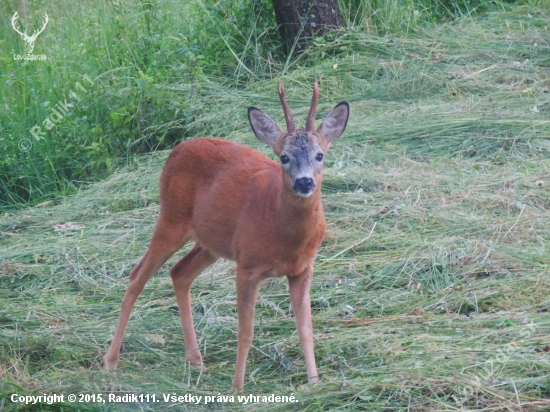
[[288, 269, 319, 384], [169, 243, 217, 366], [233, 267, 261, 390], [103, 219, 191, 370]]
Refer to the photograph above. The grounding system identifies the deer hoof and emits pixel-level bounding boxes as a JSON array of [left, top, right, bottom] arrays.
[[308, 375, 320, 385], [102, 355, 119, 370], [186, 352, 203, 366]]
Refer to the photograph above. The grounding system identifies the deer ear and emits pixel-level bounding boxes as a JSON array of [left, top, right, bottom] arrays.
[[248, 107, 285, 149], [317, 102, 349, 144]]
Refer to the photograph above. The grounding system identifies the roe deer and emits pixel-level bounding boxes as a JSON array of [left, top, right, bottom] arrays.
[[103, 79, 349, 390]]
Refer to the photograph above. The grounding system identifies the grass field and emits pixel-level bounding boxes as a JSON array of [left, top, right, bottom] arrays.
[[1, 1, 550, 411]]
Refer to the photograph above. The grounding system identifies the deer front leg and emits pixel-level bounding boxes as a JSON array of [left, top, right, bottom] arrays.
[[233, 267, 261, 391], [288, 267, 319, 384]]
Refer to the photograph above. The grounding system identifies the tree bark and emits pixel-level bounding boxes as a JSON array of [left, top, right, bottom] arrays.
[[272, 0, 344, 55]]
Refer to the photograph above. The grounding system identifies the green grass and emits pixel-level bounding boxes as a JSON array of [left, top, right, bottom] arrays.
[[0, 0, 279, 207], [1, 1, 550, 411]]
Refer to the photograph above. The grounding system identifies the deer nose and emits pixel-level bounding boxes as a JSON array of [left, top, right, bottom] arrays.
[[293, 177, 315, 195]]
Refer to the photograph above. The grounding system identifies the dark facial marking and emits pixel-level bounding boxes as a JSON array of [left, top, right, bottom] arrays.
[[288, 130, 312, 167], [292, 130, 309, 146]]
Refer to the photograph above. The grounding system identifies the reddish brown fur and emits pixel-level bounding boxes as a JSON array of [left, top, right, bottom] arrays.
[[103, 82, 348, 390], [161, 138, 325, 273]]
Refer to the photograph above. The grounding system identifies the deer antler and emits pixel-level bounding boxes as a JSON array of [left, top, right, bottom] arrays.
[[11, 12, 48, 41], [305, 78, 319, 132], [29, 14, 49, 41], [11, 11, 27, 38], [278, 79, 295, 134]]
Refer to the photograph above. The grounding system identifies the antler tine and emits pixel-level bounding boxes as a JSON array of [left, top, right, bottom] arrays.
[[32, 14, 49, 38], [305, 78, 319, 132], [278, 79, 295, 133], [11, 11, 27, 37]]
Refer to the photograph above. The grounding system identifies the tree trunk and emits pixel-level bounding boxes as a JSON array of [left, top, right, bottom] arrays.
[[272, 0, 344, 55]]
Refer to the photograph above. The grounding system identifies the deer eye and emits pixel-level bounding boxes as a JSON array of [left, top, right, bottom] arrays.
[[280, 155, 290, 165], [315, 153, 324, 162]]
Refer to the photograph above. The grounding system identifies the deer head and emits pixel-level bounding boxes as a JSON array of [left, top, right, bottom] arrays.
[[11, 11, 49, 54], [248, 79, 349, 198]]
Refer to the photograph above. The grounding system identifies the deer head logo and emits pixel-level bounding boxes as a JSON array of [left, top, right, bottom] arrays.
[[11, 11, 49, 54]]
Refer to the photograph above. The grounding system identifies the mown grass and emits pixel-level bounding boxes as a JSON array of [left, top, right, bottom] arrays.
[[1, 1, 550, 411]]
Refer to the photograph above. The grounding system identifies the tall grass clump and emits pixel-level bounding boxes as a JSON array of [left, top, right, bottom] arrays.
[[338, 0, 522, 32], [0, 0, 279, 208]]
